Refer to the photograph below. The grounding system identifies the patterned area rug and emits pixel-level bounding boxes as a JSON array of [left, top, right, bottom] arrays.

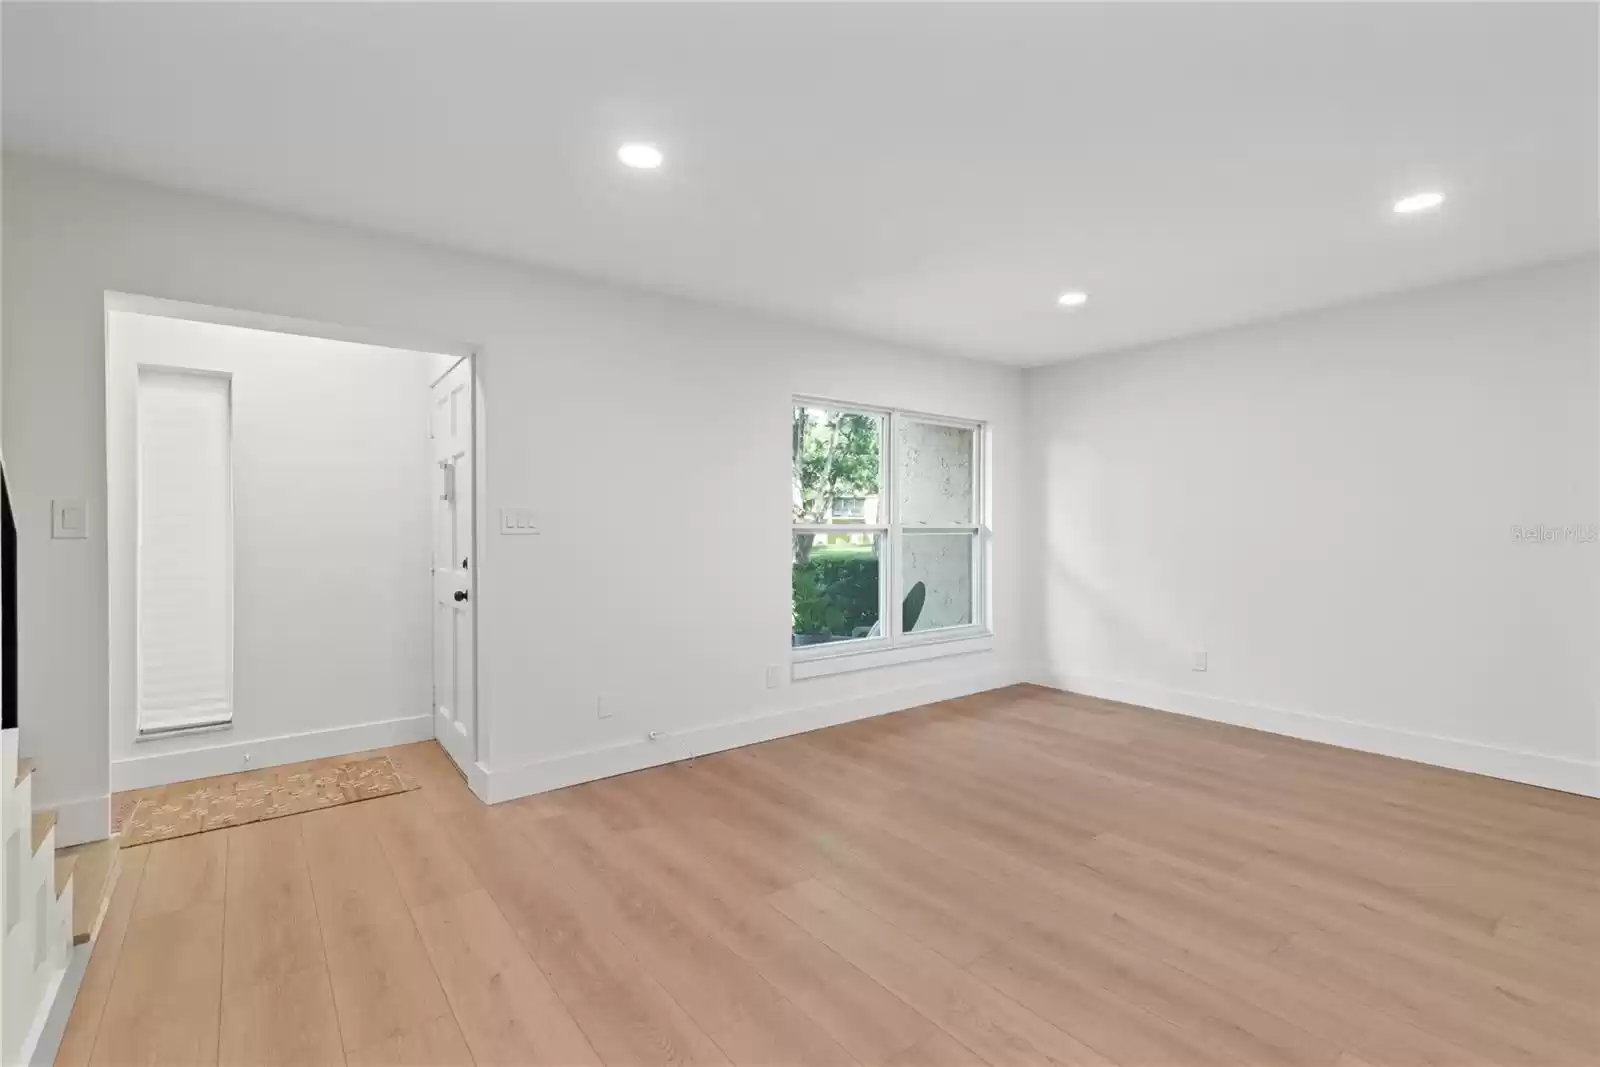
[[113, 753, 416, 846]]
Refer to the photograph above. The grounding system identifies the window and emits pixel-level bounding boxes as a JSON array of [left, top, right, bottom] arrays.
[[792, 401, 987, 670], [830, 496, 866, 520], [137, 367, 234, 735]]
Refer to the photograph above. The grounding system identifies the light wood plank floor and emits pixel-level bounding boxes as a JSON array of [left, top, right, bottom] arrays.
[[58, 685, 1599, 1066]]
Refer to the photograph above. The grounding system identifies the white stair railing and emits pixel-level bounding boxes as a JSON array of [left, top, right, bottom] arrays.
[[1, 728, 76, 1067]]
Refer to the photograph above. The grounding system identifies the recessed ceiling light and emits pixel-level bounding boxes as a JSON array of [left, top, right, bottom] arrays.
[[1393, 191, 1444, 215], [1057, 291, 1089, 308], [618, 142, 664, 170]]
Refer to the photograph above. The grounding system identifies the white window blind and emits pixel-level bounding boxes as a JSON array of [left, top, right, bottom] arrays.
[[137, 367, 233, 735]]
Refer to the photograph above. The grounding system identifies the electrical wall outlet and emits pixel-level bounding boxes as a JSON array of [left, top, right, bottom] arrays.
[[51, 498, 88, 539], [1192, 650, 1208, 672]]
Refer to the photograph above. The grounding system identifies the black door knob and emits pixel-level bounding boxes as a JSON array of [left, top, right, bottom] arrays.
[[453, 590, 469, 602]]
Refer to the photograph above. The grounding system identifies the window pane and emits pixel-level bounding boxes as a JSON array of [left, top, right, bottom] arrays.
[[793, 532, 881, 646], [793, 406, 882, 525], [901, 531, 974, 632], [899, 420, 974, 525]]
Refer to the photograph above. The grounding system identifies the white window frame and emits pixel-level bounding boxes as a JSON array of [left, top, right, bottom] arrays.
[[791, 398, 991, 679]]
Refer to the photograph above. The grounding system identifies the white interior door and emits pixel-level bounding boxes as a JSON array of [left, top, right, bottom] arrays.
[[431, 357, 475, 775]]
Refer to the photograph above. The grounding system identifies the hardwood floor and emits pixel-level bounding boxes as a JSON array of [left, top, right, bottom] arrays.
[[57, 685, 1599, 1066]]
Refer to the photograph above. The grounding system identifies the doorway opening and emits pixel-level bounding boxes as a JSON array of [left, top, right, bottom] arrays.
[[103, 293, 483, 797]]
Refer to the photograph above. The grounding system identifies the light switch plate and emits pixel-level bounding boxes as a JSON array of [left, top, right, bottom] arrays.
[[52, 498, 88, 539], [499, 507, 539, 535]]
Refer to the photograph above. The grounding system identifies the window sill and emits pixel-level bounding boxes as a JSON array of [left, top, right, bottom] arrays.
[[791, 630, 993, 680]]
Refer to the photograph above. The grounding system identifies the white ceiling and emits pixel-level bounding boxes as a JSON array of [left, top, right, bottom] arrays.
[[3, 3, 1595, 366]]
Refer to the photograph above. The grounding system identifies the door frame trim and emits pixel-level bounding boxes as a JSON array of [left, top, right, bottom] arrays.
[[103, 290, 489, 783]]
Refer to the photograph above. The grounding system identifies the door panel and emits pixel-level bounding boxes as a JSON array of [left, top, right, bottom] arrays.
[[431, 358, 475, 776]]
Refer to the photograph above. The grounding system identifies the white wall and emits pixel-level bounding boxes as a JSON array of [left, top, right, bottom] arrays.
[[2, 154, 1029, 839], [1027, 257, 1600, 796], [105, 311, 438, 790]]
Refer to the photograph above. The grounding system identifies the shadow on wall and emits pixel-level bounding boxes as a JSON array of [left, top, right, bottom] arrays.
[[1039, 437, 1187, 683]]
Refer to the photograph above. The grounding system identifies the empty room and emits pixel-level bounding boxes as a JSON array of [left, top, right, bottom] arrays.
[[0, 3, 1595, 1067]]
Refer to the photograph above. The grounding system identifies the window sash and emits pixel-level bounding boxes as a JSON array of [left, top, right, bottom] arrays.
[[898, 415, 979, 527], [792, 403, 886, 527], [791, 529, 888, 651], [901, 528, 982, 636], [792, 402, 987, 658]]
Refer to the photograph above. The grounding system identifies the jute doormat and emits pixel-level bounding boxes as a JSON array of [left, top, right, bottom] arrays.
[[113, 753, 417, 847]]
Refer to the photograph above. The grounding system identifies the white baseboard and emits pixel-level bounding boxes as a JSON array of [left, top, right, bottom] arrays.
[[1037, 670, 1600, 798], [111, 715, 435, 793], [485, 666, 1021, 804], [48, 793, 112, 848]]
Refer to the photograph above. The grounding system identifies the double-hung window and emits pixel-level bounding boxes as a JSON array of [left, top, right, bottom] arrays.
[[791, 399, 988, 675]]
